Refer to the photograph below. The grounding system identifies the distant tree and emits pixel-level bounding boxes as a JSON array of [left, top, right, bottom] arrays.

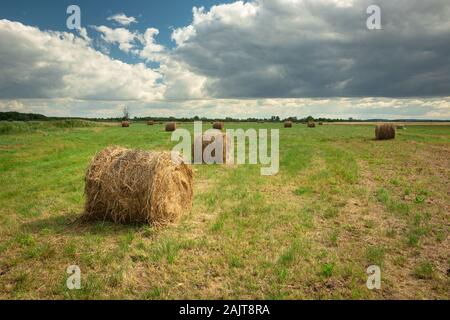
[[270, 116, 281, 122], [122, 106, 130, 121], [285, 116, 297, 122]]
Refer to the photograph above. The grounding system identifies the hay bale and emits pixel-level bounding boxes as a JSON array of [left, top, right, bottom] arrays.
[[396, 125, 405, 130], [121, 121, 130, 128], [212, 122, 224, 130], [147, 120, 154, 126], [84, 147, 194, 225], [375, 124, 396, 140], [165, 122, 177, 132], [319, 122, 324, 126], [191, 131, 230, 164], [307, 121, 316, 128], [284, 121, 293, 128]]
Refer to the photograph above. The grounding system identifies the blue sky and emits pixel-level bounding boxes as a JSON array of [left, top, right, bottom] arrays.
[[0, 0, 232, 63], [0, 0, 449, 119]]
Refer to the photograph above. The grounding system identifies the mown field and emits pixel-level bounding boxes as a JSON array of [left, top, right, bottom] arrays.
[[0, 121, 449, 299]]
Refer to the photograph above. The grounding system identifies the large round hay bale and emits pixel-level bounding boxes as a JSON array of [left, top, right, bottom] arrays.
[[165, 122, 177, 132], [307, 121, 316, 128], [212, 122, 224, 130], [375, 124, 396, 140], [284, 121, 293, 128], [121, 121, 130, 128], [319, 122, 324, 126], [147, 120, 154, 126], [191, 131, 230, 164], [83, 147, 194, 225]]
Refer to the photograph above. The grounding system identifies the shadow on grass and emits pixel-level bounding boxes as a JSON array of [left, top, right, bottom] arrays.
[[20, 212, 146, 237]]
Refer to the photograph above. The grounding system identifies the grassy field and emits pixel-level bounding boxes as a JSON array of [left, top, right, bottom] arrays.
[[0, 121, 449, 299]]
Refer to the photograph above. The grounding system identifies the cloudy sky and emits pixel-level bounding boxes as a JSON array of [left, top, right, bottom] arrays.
[[0, 0, 449, 119]]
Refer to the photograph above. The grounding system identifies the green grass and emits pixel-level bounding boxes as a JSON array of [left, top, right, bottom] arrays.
[[0, 121, 449, 299], [0, 120, 102, 135], [413, 261, 435, 279]]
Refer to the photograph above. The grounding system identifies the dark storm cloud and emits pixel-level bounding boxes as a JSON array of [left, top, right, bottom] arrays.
[[172, 0, 450, 98]]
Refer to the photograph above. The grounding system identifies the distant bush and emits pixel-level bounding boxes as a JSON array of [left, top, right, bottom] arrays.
[[0, 111, 47, 121], [0, 120, 101, 135]]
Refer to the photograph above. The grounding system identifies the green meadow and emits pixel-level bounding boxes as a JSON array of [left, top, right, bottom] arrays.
[[0, 121, 448, 299]]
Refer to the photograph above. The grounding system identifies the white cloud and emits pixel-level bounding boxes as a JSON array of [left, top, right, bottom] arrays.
[[94, 25, 138, 53], [138, 28, 165, 61], [3, 97, 449, 120], [0, 19, 164, 101], [107, 13, 138, 26], [78, 27, 92, 43], [136, 28, 207, 100], [0, 100, 30, 113], [171, 25, 196, 46]]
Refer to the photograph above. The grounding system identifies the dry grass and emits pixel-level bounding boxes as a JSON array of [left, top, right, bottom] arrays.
[[212, 122, 224, 130], [84, 147, 193, 225], [165, 122, 176, 132], [375, 124, 396, 140], [192, 132, 230, 164]]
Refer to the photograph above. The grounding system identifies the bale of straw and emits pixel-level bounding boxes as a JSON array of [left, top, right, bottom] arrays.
[[284, 121, 293, 128], [147, 120, 154, 126], [212, 122, 224, 130], [165, 122, 177, 132], [308, 121, 316, 128], [319, 122, 324, 126], [83, 147, 194, 225], [375, 124, 396, 140], [191, 131, 230, 164], [122, 121, 130, 128]]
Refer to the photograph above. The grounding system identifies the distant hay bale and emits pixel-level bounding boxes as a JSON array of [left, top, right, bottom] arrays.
[[284, 121, 293, 128], [212, 122, 224, 130], [396, 125, 405, 130], [165, 122, 177, 132], [375, 124, 396, 140], [83, 147, 194, 225], [147, 120, 154, 126], [319, 122, 324, 126], [307, 121, 316, 128], [191, 131, 231, 164], [121, 121, 130, 128]]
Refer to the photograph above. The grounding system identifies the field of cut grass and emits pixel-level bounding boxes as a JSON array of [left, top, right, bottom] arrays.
[[0, 122, 449, 299]]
